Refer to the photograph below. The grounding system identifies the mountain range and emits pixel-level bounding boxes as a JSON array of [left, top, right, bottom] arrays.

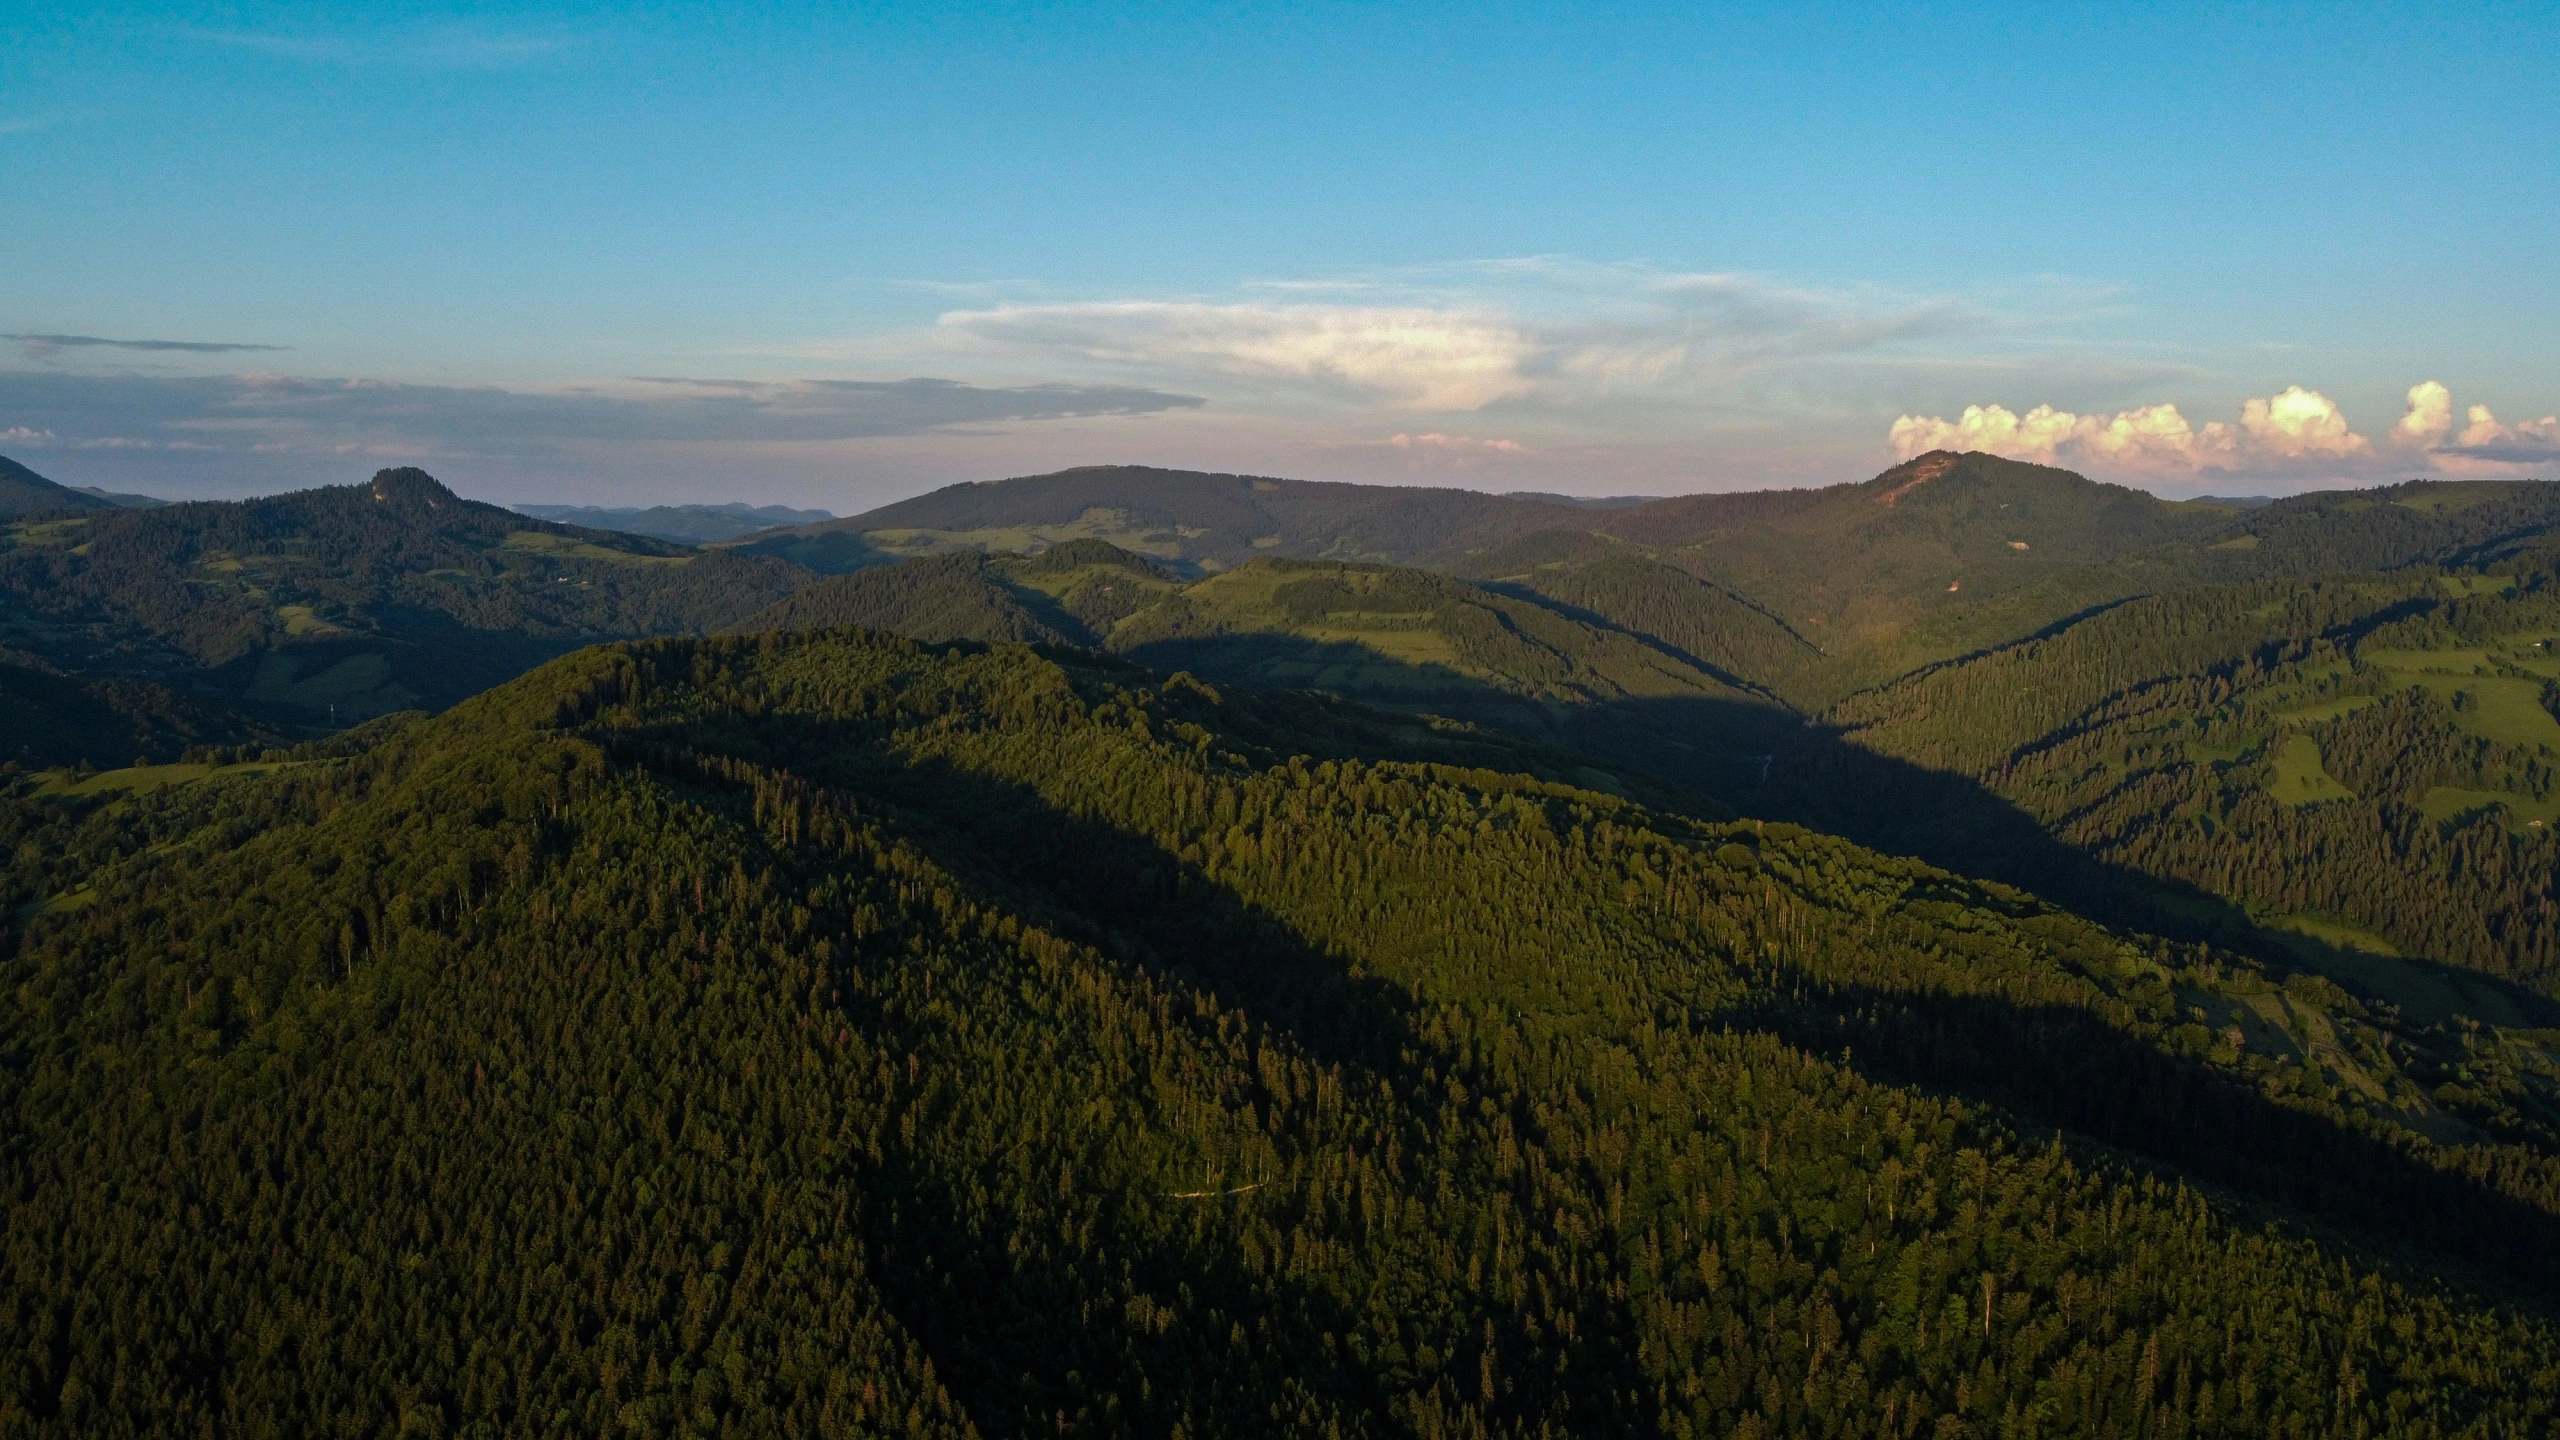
[[513, 500, 837, 544], [6, 449, 2560, 1435]]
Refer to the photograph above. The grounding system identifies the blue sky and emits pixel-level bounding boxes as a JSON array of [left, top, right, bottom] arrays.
[[4, 2, 2555, 507]]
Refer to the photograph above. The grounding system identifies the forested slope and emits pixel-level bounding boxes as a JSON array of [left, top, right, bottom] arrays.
[[7, 630, 2560, 1435], [0, 467, 814, 724], [1808, 562, 2560, 995], [0, 458, 114, 520]]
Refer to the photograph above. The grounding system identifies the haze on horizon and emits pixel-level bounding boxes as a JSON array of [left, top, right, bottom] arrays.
[[3, 1, 2554, 511]]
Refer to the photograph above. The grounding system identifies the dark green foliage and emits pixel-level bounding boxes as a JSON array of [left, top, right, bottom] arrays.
[[0, 457, 114, 520], [1804, 571, 2560, 990], [734, 553, 1081, 645], [0, 659, 285, 769], [1475, 552, 1823, 706], [0, 467, 815, 719], [7, 632, 2560, 1435]]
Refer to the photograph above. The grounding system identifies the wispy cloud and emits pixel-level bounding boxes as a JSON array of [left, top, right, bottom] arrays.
[[929, 263, 1978, 417], [171, 22, 594, 70], [0, 370, 1203, 459], [6, 333, 291, 358], [943, 302, 1538, 410]]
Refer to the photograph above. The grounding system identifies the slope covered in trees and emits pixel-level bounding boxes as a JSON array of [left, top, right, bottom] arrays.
[[739, 456, 2560, 708], [6, 629, 2560, 1435], [1805, 560, 2560, 996], [756, 459, 2560, 1007], [0, 457, 115, 520], [0, 467, 815, 724]]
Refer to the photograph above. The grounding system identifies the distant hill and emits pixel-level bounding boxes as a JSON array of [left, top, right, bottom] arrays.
[[0, 466, 816, 722], [513, 500, 833, 544], [66, 484, 169, 508], [732, 463, 1592, 572], [750, 456, 2560, 708], [0, 455, 116, 518]]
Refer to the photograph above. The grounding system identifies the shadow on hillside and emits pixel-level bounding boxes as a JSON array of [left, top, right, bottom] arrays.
[[646, 710, 2560, 1316], [1682, 703, 2560, 1027], [1121, 631, 1806, 800], [629, 708, 1434, 1087], [1734, 976, 2560, 1300], [619, 720, 1465, 1429]]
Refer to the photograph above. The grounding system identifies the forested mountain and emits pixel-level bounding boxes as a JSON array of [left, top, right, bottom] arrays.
[[751, 460, 2560, 1014], [740, 456, 2560, 702], [733, 464, 1596, 573], [9, 629, 2560, 1435], [0, 457, 115, 519], [515, 501, 836, 544], [0, 467, 814, 727]]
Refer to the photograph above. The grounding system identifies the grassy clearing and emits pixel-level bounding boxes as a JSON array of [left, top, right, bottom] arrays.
[[2420, 785, 2560, 833], [2436, 574, 2519, 599], [32, 759, 292, 800], [4, 518, 91, 547], [2264, 911, 2398, 956], [2264, 733, 2354, 806], [275, 604, 348, 636], [2272, 694, 2377, 724], [2360, 644, 2560, 749], [2415, 675, 2560, 748], [500, 530, 690, 566], [2311, 943, 2554, 1029]]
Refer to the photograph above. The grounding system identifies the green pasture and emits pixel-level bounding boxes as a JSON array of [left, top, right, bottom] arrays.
[[2264, 733, 2353, 806]]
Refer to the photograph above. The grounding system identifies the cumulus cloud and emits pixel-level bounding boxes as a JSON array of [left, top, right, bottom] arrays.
[[2238, 386, 2367, 457], [1890, 384, 2389, 477], [2391, 380, 2452, 447], [2444, 403, 2560, 463], [1891, 380, 2560, 479], [0, 370, 1203, 458]]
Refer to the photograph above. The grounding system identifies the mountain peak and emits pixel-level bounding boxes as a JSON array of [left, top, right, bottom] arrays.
[[367, 467, 460, 509]]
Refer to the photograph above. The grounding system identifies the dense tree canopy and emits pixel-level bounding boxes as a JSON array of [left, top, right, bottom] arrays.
[[6, 630, 2559, 1436]]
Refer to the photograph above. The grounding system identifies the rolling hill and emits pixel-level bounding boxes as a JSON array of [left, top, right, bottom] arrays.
[[0, 456, 116, 519], [8, 629, 2560, 1434], [0, 467, 816, 724], [764, 463, 2560, 1015], [513, 501, 836, 544]]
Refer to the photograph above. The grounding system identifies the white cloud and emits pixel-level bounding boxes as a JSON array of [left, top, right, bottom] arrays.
[[0, 370, 1204, 457], [2445, 403, 2560, 463], [1890, 385, 2375, 476], [1377, 432, 1529, 469], [929, 266, 1978, 417], [2391, 380, 2452, 446], [939, 302, 1536, 410], [2239, 385, 2367, 457]]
